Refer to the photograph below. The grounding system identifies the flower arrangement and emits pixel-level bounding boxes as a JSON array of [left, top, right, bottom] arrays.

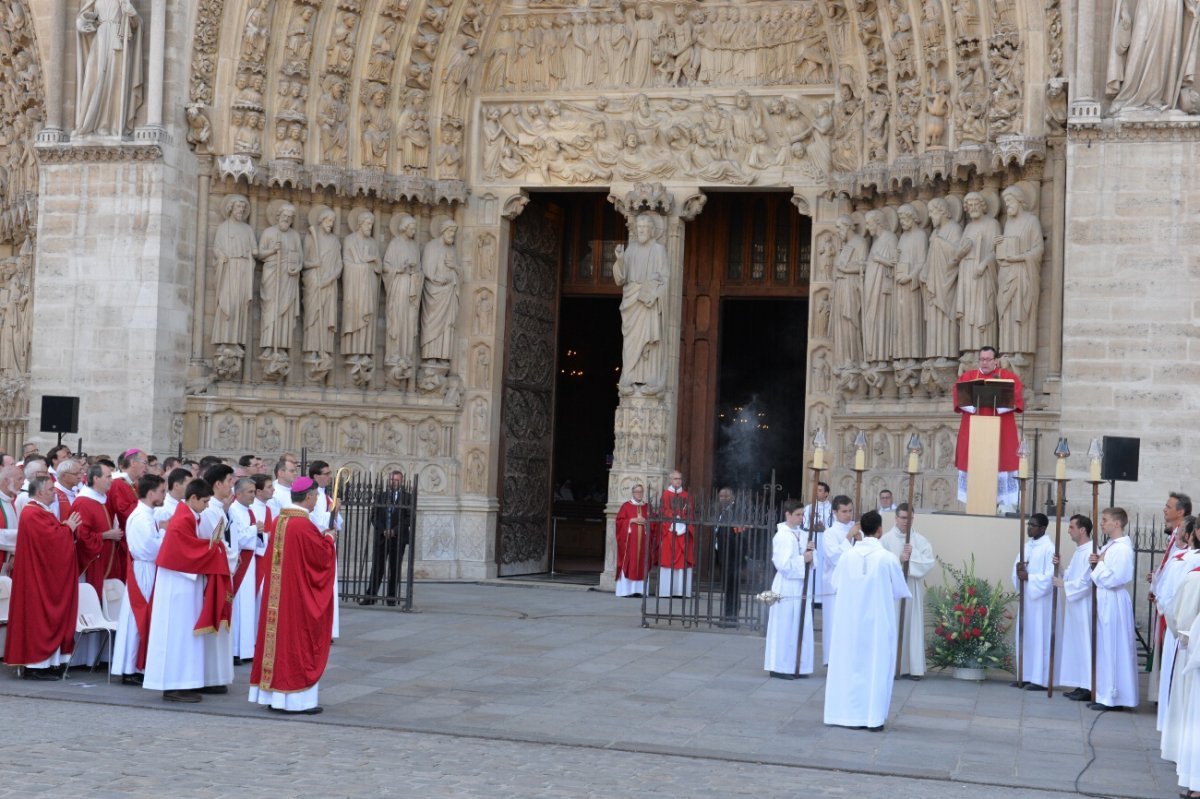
[[927, 556, 1017, 672]]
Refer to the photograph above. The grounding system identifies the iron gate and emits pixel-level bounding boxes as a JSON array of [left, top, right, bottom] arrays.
[[639, 487, 779, 631], [334, 473, 418, 610]]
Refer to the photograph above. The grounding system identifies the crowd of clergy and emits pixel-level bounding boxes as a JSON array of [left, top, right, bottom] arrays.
[[1, 445, 340, 715]]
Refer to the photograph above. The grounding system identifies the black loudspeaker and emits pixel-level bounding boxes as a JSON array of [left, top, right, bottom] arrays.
[[40, 395, 80, 434], [1101, 436, 1140, 482]]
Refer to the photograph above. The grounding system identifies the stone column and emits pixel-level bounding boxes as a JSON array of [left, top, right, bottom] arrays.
[[35, 0, 68, 144], [600, 183, 704, 592], [1068, 0, 1100, 122], [135, 0, 169, 141]]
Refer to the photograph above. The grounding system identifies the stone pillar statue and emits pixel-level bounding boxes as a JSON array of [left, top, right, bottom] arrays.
[[419, 219, 462, 390], [1106, 0, 1199, 115], [922, 195, 963, 365], [893, 203, 928, 396], [955, 191, 1000, 355], [258, 201, 303, 381], [302, 205, 342, 383], [383, 213, 423, 386], [863, 209, 898, 396], [613, 213, 668, 396], [341, 208, 382, 387], [996, 182, 1044, 363], [74, 0, 144, 137], [211, 195, 258, 380], [832, 214, 867, 371]]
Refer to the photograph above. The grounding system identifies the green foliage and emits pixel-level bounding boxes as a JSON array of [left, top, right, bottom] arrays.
[[926, 556, 1017, 671]]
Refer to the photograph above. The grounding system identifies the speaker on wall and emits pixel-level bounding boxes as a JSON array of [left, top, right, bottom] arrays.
[[1101, 436, 1140, 482], [40, 395, 80, 434]]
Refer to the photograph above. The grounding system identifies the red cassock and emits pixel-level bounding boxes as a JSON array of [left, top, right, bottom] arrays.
[[74, 495, 127, 596], [614, 500, 649, 582], [253, 505, 276, 597], [250, 508, 335, 694], [157, 502, 234, 635], [107, 478, 137, 532], [656, 489, 695, 570], [954, 367, 1024, 472], [3, 503, 80, 666]]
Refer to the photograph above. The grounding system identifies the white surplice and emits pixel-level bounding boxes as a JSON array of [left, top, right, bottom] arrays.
[[311, 487, 342, 639], [227, 500, 265, 659], [823, 536, 911, 729], [1173, 579, 1200, 790], [1012, 534, 1055, 686], [111, 501, 164, 676], [1056, 540, 1094, 691], [1089, 536, 1139, 709], [1157, 551, 1200, 729], [819, 519, 855, 665], [153, 493, 180, 528], [142, 508, 207, 692], [1163, 568, 1200, 763], [880, 526, 935, 677], [800, 500, 831, 599], [1150, 532, 1183, 700], [199, 499, 235, 687], [763, 523, 815, 676]]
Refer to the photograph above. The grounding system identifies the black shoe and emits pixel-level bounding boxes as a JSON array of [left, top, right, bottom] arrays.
[[23, 668, 59, 681], [769, 671, 798, 680], [357, 598, 376, 606], [198, 685, 228, 695], [163, 690, 202, 703], [121, 674, 144, 686], [1064, 687, 1091, 701], [900, 674, 923, 681], [1088, 702, 1127, 712], [285, 705, 323, 715], [1009, 680, 1025, 688], [385, 600, 397, 607], [868, 725, 885, 732], [1023, 683, 1047, 691]]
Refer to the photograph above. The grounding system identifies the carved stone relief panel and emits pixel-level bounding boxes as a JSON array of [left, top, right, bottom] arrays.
[[0, 0, 43, 247]]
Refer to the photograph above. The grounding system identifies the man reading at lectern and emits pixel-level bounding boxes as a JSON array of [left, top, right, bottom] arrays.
[[954, 346, 1023, 510]]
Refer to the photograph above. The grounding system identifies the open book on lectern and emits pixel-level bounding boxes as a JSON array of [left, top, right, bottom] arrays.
[[954, 378, 1015, 411]]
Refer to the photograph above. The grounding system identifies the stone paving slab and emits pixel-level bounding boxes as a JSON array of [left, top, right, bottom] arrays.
[[0, 581, 1182, 798]]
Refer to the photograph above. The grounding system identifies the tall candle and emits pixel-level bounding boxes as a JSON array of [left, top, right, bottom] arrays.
[[1018, 456, 1029, 480], [854, 449, 865, 471], [1089, 459, 1101, 481], [907, 451, 918, 474], [813, 449, 824, 470], [1055, 457, 1067, 480]]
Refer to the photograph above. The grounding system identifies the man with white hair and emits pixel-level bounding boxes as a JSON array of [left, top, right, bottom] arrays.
[[15, 457, 50, 517], [53, 458, 81, 520], [0, 465, 22, 576]]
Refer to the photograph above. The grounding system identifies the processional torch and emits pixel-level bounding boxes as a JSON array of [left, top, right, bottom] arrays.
[[1047, 437, 1070, 699], [895, 433, 922, 678], [794, 428, 826, 678], [852, 430, 867, 513], [1087, 439, 1104, 704], [1016, 438, 1030, 688]]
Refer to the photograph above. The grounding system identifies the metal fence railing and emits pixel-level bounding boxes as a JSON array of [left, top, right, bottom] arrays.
[[333, 473, 418, 611]]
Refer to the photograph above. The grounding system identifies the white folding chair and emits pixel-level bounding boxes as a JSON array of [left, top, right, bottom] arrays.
[[66, 583, 117, 683], [0, 575, 10, 655], [102, 578, 126, 623]]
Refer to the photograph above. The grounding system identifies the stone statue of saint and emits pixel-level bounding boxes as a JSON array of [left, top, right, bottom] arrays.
[[75, 0, 144, 136], [996, 183, 1045, 358], [613, 213, 667, 394], [893, 203, 928, 362], [212, 195, 258, 352], [1106, 0, 1199, 115], [258, 202, 303, 358], [832, 214, 868, 368], [341, 209, 382, 358], [922, 196, 963, 363], [302, 206, 342, 381], [955, 191, 1000, 353], [383, 213, 423, 382], [863, 209, 897, 364], [420, 219, 461, 363]]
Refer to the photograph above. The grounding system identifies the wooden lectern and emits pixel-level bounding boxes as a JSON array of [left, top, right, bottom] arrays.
[[956, 378, 1016, 515]]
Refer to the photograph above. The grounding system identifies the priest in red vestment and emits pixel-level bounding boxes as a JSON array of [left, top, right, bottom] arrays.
[[249, 476, 336, 715], [108, 449, 146, 533], [954, 346, 1024, 508], [614, 484, 649, 597], [74, 462, 126, 595], [656, 470, 694, 597], [3, 476, 83, 679]]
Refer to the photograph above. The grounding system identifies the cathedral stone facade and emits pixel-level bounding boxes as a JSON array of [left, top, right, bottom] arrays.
[[0, 0, 1189, 580]]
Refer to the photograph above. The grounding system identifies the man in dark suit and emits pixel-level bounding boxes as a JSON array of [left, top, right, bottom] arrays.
[[714, 486, 745, 626], [360, 470, 409, 606]]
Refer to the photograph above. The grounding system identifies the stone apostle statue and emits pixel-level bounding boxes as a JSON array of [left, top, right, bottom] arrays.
[[259, 202, 303, 359], [1106, 0, 1200, 115], [955, 191, 1000, 353], [302, 206, 342, 381], [212, 195, 258, 353], [995, 183, 1044, 359], [893, 203, 928, 363], [613, 213, 667, 395], [419, 219, 461, 364], [832, 214, 868, 369], [863, 209, 898, 364], [383, 213, 423, 382], [922, 195, 963, 364], [341, 208, 382, 360], [75, 0, 144, 136]]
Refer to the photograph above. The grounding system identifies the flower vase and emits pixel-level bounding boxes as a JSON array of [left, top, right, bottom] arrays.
[[952, 666, 985, 681]]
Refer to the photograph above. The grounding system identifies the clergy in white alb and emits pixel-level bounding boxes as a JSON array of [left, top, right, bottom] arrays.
[[154, 467, 189, 528], [1151, 493, 1189, 702], [1155, 524, 1199, 731], [199, 464, 239, 690], [308, 461, 342, 640], [227, 477, 266, 662], [800, 481, 831, 601], [1052, 515, 1094, 696], [1012, 513, 1055, 688], [763, 500, 815, 678], [111, 476, 166, 681], [823, 511, 911, 730], [1088, 508, 1139, 713], [0, 465, 20, 576], [880, 503, 935, 678], [269, 459, 297, 518], [820, 495, 859, 666], [1168, 567, 1200, 791]]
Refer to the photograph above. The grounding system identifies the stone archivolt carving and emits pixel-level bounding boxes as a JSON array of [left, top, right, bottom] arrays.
[[0, 0, 43, 248], [75, 0, 144, 138]]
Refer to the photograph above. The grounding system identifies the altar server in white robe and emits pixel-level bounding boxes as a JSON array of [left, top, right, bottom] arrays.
[[111, 475, 166, 683], [801, 481, 831, 601], [1053, 514, 1094, 700], [1163, 528, 1200, 761], [308, 461, 342, 640], [1012, 512, 1055, 689], [199, 464, 238, 691], [1150, 493, 1189, 702], [226, 477, 266, 663], [269, 458, 297, 517], [820, 495, 860, 665], [1087, 507, 1139, 713], [1168, 567, 1200, 793], [1156, 519, 1199, 730], [824, 510, 910, 731], [880, 503, 935, 679], [763, 499, 815, 678], [154, 467, 190, 528]]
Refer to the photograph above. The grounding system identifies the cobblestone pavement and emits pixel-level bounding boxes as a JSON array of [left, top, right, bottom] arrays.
[[0, 582, 1179, 798]]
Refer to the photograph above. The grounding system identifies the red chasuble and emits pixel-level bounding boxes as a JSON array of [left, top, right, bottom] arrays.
[[250, 508, 336, 693], [3, 503, 79, 666], [73, 495, 111, 595], [615, 500, 649, 581], [953, 367, 1024, 472], [656, 489, 695, 570], [253, 505, 275, 596], [107, 479, 137, 532], [156, 502, 233, 635]]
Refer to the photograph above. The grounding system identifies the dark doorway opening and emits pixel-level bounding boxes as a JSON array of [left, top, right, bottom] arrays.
[[549, 296, 621, 574], [713, 298, 808, 498]]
